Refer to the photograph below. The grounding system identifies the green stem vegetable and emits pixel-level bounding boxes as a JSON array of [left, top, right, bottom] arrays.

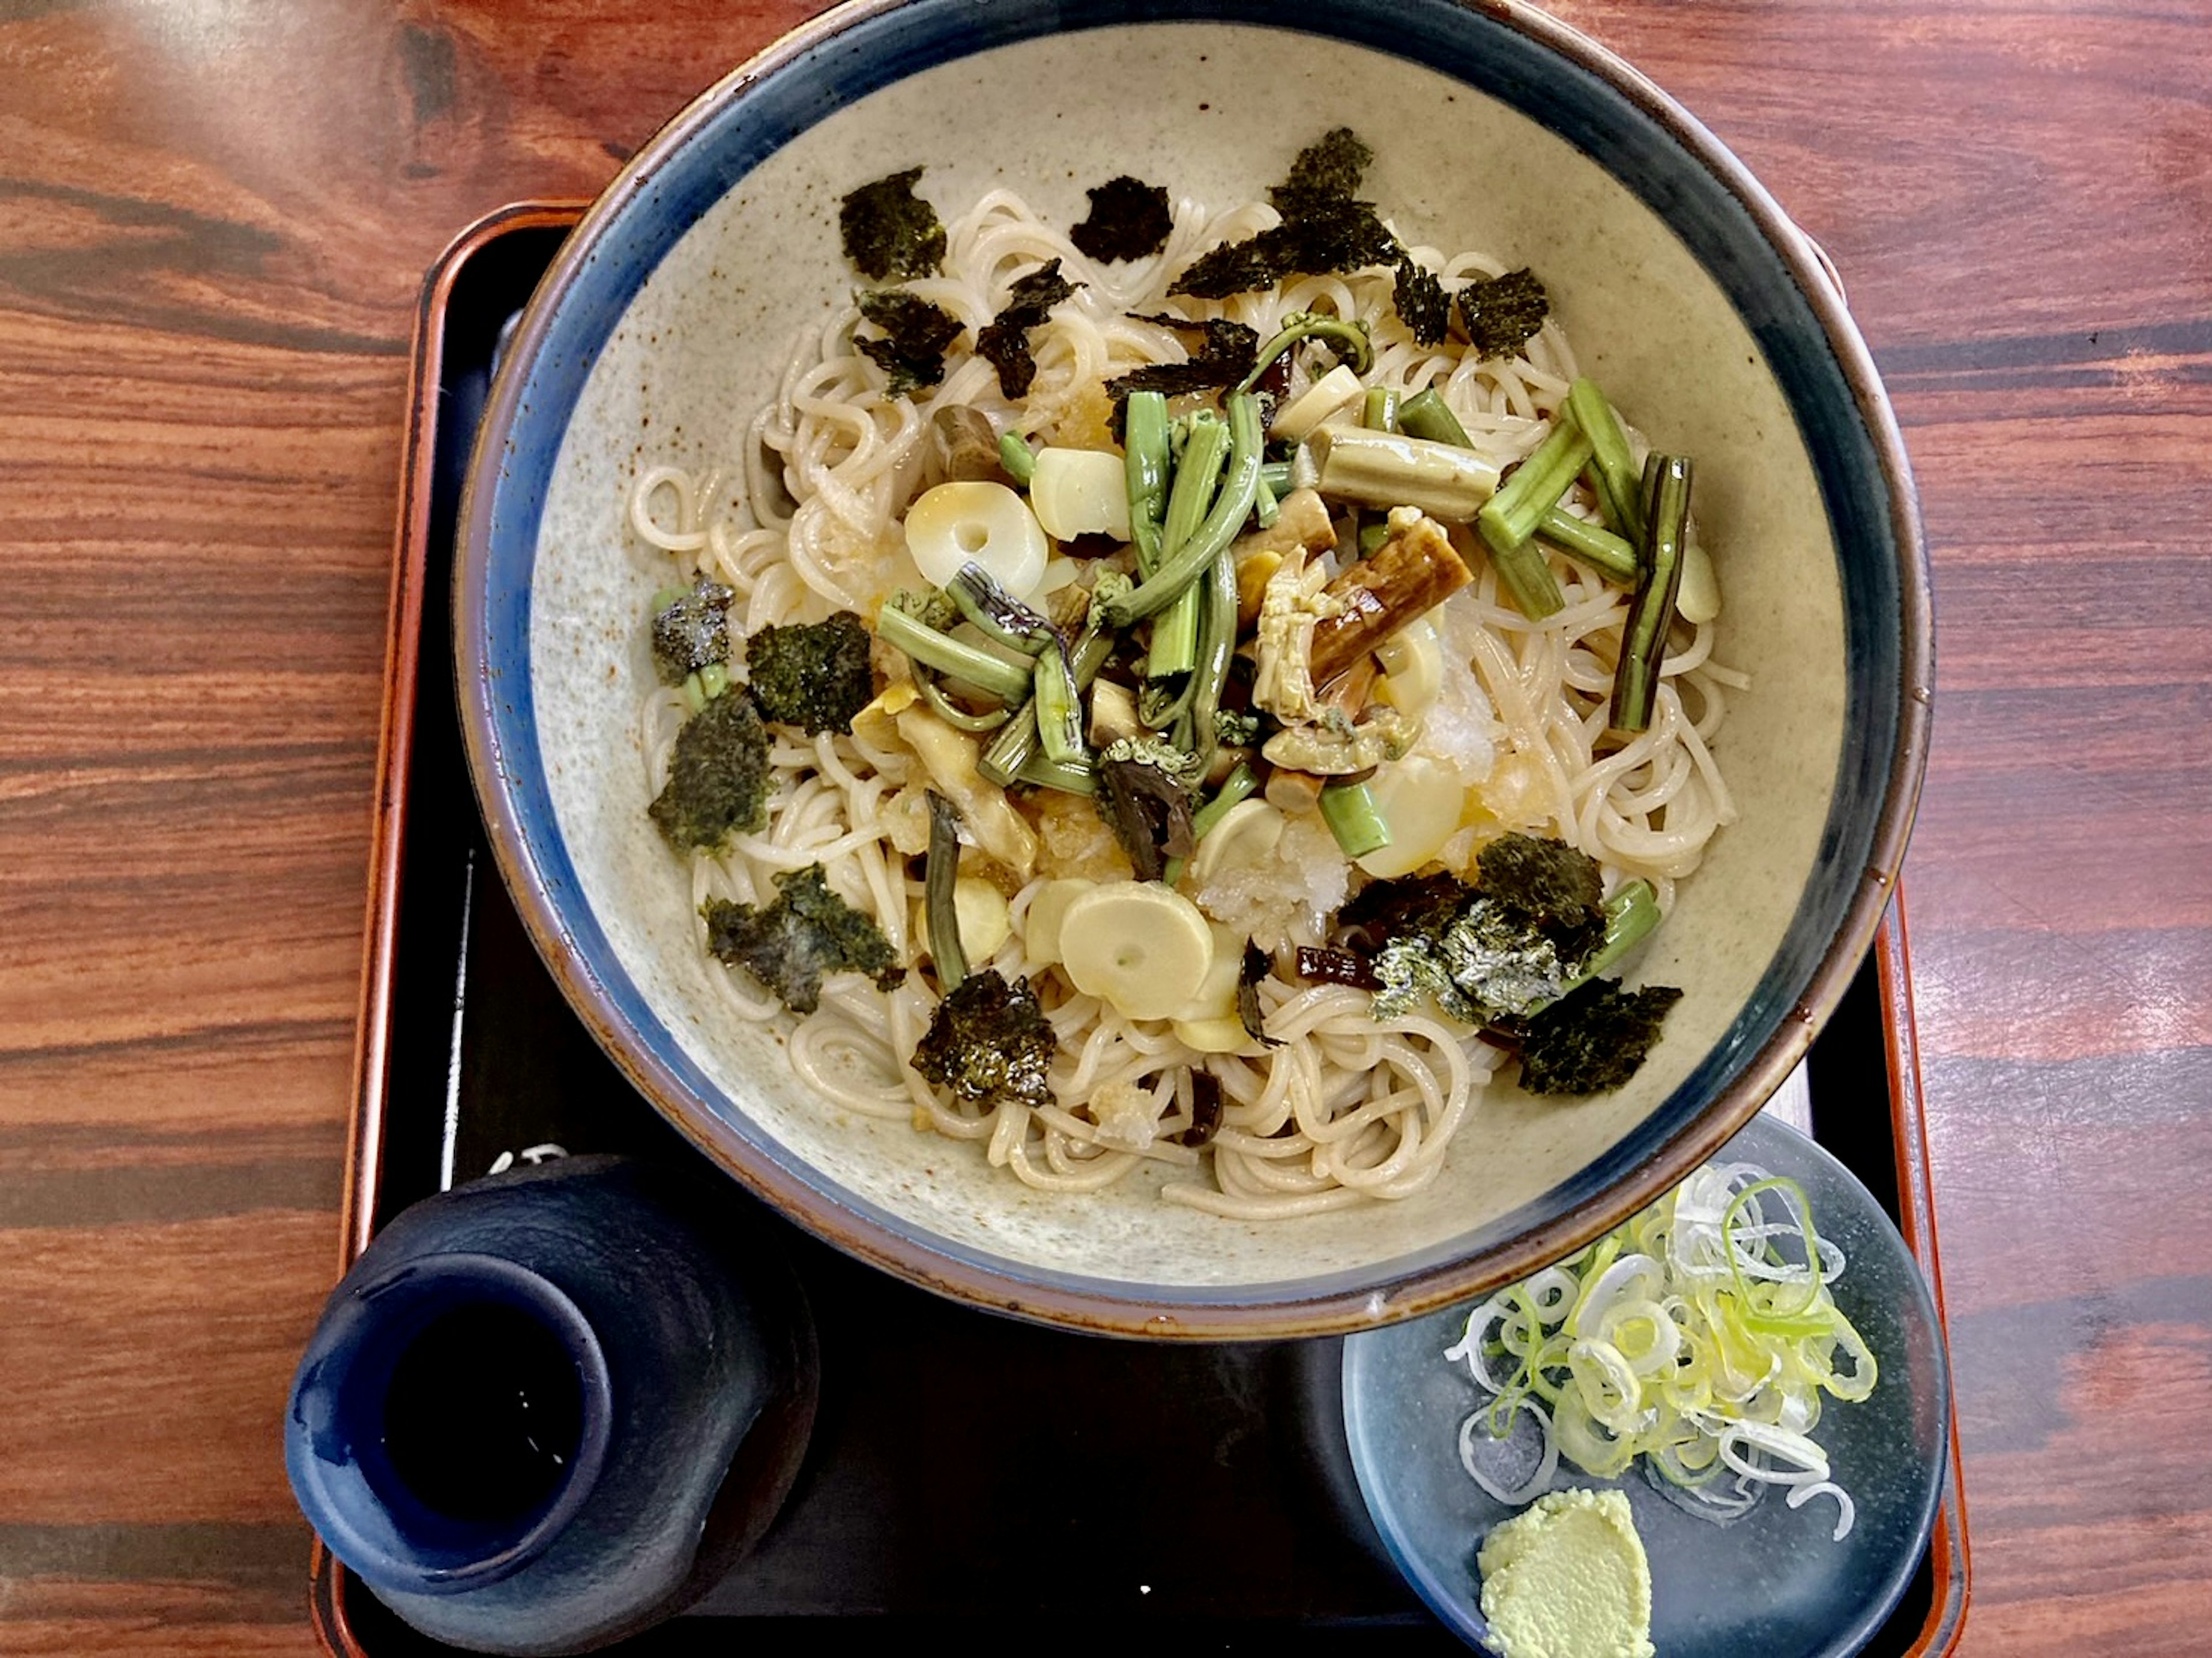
[[1235, 313, 1374, 394], [1104, 391, 1266, 627], [1319, 777, 1393, 859], [1610, 453, 1692, 733], [1566, 377, 1643, 542], [876, 600, 1034, 704], [1032, 637, 1086, 765], [979, 620, 1113, 786], [925, 790, 968, 991], [1015, 751, 1096, 795], [997, 430, 1037, 488], [1395, 386, 1473, 448], [911, 667, 1016, 732], [1535, 507, 1639, 585], [947, 561, 1055, 655], [1565, 879, 1662, 993], [1123, 389, 1171, 572]]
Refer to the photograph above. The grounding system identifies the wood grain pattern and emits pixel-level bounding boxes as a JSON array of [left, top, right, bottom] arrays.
[[1, 1, 2206, 1652]]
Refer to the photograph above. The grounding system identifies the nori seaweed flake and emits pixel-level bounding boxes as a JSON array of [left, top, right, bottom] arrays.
[[976, 259, 1081, 399], [1456, 268, 1551, 359], [1071, 175, 1175, 263], [1107, 316, 1260, 403], [854, 288, 964, 396], [1168, 127, 1445, 343], [1516, 980, 1682, 1095], [839, 166, 946, 281]]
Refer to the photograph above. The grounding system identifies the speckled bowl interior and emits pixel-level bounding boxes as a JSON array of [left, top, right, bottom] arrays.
[[457, 0, 1927, 1337]]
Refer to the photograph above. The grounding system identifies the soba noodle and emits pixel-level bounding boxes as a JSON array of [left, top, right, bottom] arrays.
[[626, 180, 1741, 1217]]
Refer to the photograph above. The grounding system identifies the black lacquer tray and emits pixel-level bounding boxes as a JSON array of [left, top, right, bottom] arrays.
[[308, 204, 1968, 1656]]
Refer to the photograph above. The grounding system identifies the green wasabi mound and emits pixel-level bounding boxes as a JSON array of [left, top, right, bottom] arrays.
[[1476, 1488, 1654, 1658]]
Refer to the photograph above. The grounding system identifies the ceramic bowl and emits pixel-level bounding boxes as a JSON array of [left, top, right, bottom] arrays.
[[454, 0, 1929, 1337]]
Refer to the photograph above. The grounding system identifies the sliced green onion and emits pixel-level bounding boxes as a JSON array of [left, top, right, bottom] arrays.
[[1445, 1156, 1877, 1543]]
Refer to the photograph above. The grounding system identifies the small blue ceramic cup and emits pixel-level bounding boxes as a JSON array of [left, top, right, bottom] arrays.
[[285, 1155, 816, 1655]]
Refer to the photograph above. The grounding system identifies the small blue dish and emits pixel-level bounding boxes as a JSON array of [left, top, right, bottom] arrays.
[[1341, 1112, 1949, 1657]]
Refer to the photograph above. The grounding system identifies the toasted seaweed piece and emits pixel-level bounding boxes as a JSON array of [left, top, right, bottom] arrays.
[[1516, 979, 1683, 1095], [910, 968, 1056, 1109], [1391, 253, 1452, 348], [650, 578, 734, 685], [647, 688, 771, 851], [744, 610, 877, 735], [1336, 871, 1475, 948], [855, 288, 964, 395], [976, 259, 1080, 399], [1168, 128, 1445, 342], [1274, 127, 1374, 207], [1107, 316, 1261, 403], [1071, 174, 1175, 263], [839, 166, 945, 281], [702, 864, 905, 1015], [1456, 268, 1551, 359], [1370, 897, 1571, 1025], [1476, 831, 1605, 949]]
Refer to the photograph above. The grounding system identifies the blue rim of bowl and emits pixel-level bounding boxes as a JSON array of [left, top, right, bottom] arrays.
[[1338, 1113, 1953, 1656], [453, 0, 1933, 1339]]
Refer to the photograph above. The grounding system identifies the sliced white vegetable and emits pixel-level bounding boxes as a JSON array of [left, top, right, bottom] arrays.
[[1058, 883, 1215, 1022], [1270, 363, 1364, 442], [1677, 538, 1721, 624], [1029, 447, 1132, 541], [1187, 799, 1286, 886], [902, 480, 1050, 600], [953, 878, 1010, 964], [911, 878, 1012, 970], [1022, 878, 1090, 967], [1173, 1015, 1254, 1055], [1171, 923, 1245, 1024], [1354, 755, 1464, 879], [1374, 614, 1443, 716]]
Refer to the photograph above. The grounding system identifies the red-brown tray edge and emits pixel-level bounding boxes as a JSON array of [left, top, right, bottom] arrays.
[[310, 200, 1972, 1658]]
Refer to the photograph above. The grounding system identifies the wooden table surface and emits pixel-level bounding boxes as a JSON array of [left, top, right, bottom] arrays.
[[3, 1, 2207, 1652]]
